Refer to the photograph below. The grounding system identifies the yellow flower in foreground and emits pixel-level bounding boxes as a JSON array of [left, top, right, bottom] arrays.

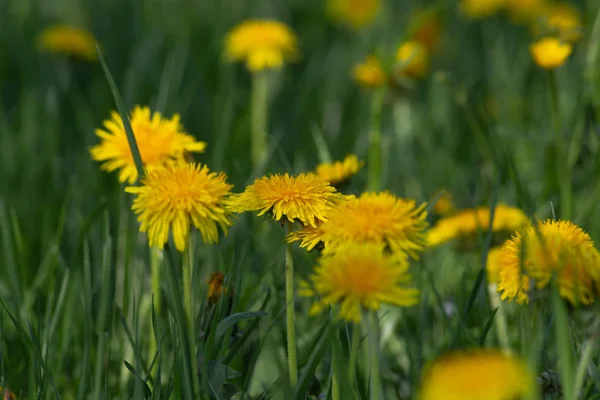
[[535, 3, 583, 43], [506, 0, 547, 22], [327, 0, 380, 30], [319, 192, 429, 259], [427, 204, 528, 247], [418, 349, 534, 400], [497, 220, 600, 305], [459, 0, 505, 19], [396, 41, 429, 78], [90, 106, 206, 184], [352, 55, 387, 88], [529, 37, 572, 69], [224, 19, 298, 72], [316, 154, 364, 185], [486, 246, 504, 284], [300, 243, 419, 322], [126, 162, 232, 252], [36, 24, 98, 60], [227, 173, 340, 227]]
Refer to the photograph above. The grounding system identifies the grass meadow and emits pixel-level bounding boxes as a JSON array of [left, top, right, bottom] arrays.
[[2, 0, 600, 398]]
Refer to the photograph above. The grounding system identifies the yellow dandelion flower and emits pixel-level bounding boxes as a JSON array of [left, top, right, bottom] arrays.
[[327, 0, 380, 30], [485, 247, 504, 284], [506, 0, 547, 22], [226, 173, 340, 227], [418, 349, 534, 400], [36, 24, 98, 61], [411, 9, 443, 51], [125, 162, 232, 252], [529, 37, 572, 69], [319, 192, 429, 259], [90, 106, 206, 184], [535, 3, 583, 43], [315, 154, 364, 185], [427, 204, 529, 247], [207, 272, 231, 305], [497, 220, 600, 305], [459, 0, 506, 19], [431, 190, 455, 216], [224, 19, 298, 72], [300, 243, 419, 322], [352, 55, 387, 88], [396, 41, 429, 79], [287, 223, 326, 251]]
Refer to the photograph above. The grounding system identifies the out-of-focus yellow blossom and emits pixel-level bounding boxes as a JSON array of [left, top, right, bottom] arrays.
[[224, 20, 298, 72], [36, 24, 98, 61], [418, 349, 534, 400], [411, 9, 443, 51], [529, 37, 572, 69], [486, 247, 504, 284], [460, 0, 506, 19], [497, 220, 600, 305], [534, 3, 582, 43], [299, 243, 419, 322], [352, 55, 387, 88], [431, 191, 455, 216], [327, 0, 380, 30], [208, 272, 231, 305], [427, 204, 528, 247], [506, 0, 547, 22], [396, 41, 429, 78], [315, 154, 364, 185]]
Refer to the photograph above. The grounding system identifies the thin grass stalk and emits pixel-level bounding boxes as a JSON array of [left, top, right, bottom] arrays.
[[367, 87, 386, 192], [285, 221, 298, 386], [552, 289, 575, 400], [367, 311, 381, 400], [572, 340, 595, 398], [251, 72, 269, 169], [487, 283, 510, 353], [182, 235, 199, 397]]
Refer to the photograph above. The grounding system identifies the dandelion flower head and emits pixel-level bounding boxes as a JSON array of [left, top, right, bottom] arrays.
[[418, 349, 534, 400], [315, 154, 364, 185], [287, 222, 327, 251], [529, 37, 572, 69], [299, 243, 419, 322], [410, 9, 443, 51], [36, 24, 98, 60], [506, 0, 547, 22], [226, 173, 340, 227], [352, 55, 387, 88], [396, 41, 429, 78], [485, 246, 504, 284], [535, 3, 582, 43], [225, 19, 298, 72], [431, 190, 455, 216], [319, 192, 429, 259], [459, 0, 506, 19], [126, 162, 232, 252], [327, 0, 380, 30], [427, 204, 528, 247], [90, 106, 206, 184], [497, 219, 600, 305]]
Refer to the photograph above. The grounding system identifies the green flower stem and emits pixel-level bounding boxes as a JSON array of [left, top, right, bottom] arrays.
[[251, 71, 269, 169], [552, 289, 575, 400], [348, 323, 360, 394], [331, 362, 340, 400], [487, 283, 510, 353], [367, 87, 386, 192], [572, 340, 595, 398], [151, 247, 162, 312], [547, 71, 572, 220], [367, 311, 381, 400], [182, 235, 199, 397], [285, 221, 298, 386]]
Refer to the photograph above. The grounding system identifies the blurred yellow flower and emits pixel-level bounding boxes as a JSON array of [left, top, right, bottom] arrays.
[[226, 173, 340, 227], [126, 162, 232, 252], [224, 19, 298, 72], [90, 106, 206, 184], [459, 0, 505, 19], [352, 55, 387, 88], [319, 192, 429, 259], [431, 190, 454, 216], [36, 24, 98, 60], [327, 0, 380, 30], [506, 0, 547, 22], [427, 204, 528, 247], [485, 246, 504, 284], [207, 272, 229, 305], [315, 154, 364, 185], [497, 220, 600, 305], [0, 387, 16, 400], [535, 3, 583, 43], [287, 223, 327, 251], [529, 37, 572, 69], [411, 9, 443, 51], [396, 41, 429, 78], [418, 349, 534, 400], [299, 243, 419, 322]]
